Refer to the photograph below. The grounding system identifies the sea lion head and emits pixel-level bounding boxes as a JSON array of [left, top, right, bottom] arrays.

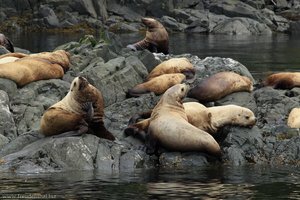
[[231, 106, 256, 127], [163, 83, 189, 106], [70, 76, 95, 102], [141, 18, 162, 29]]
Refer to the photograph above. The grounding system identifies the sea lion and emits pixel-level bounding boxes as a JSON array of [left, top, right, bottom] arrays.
[[0, 56, 19, 64], [263, 72, 300, 89], [40, 76, 115, 140], [187, 71, 253, 103], [0, 50, 70, 86], [0, 33, 14, 53], [125, 102, 256, 139], [146, 84, 221, 156], [147, 57, 195, 80], [127, 17, 169, 54], [184, 102, 256, 134], [287, 108, 300, 128], [127, 73, 186, 97]]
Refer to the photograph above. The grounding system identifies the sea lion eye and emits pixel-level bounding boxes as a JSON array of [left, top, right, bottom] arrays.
[[181, 87, 184, 92], [245, 116, 250, 120]]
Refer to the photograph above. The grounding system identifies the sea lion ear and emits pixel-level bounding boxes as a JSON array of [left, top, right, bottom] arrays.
[[208, 112, 212, 121]]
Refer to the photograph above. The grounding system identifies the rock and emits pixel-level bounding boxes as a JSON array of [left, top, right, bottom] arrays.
[[0, 78, 18, 99], [0, 134, 9, 149], [174, 0, 204, 9], [241, 0, 265, 9], [160, 16, 187, 32], [70, 0, 98, 18], [119, 150, 157, 171], [0, 46, 9, 55], [108, 22, 139, 33], [159, 152, 209, 168], [289, 20, 300, 34], [81, 56, 148, 106], [212, 17, 272, 35], [0, 90, 17, 140], [38, 5, 60, 27]]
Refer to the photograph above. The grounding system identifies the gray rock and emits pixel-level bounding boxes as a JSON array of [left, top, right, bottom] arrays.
[[0, 90, 17, 140], [161, 15, 186, 31], [120, 150, 157, 171], [212, 17, 272, 35], [39, 5, 60, 27], [159, 152, 209, 168], [0, 134, 9, 149], [82, 56, 148, 106], [0, 46, 9, 55], [109, 22, 139, 33], [0, 78, 17, 99]]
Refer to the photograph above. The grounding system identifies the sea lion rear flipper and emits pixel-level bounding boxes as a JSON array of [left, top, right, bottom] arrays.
[[5, 38, 14, 53]]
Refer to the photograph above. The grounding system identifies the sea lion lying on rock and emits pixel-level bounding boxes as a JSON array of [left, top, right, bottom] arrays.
[[0, 33, 14, 53], [125, 102, 256, 139], [263, 72, 300, 89], [127, 73, 186, 97], [146, 57, 195, 80], [144, 84, 221, 156], [0, 50, 70, 87], [40, 76, 115, 140], [127, 17, 169, 54], [187, 71, 253, 103]]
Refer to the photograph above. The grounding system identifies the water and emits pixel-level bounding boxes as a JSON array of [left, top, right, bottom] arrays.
[[1, 165, 300, 199], [3, 32, 300, 198]]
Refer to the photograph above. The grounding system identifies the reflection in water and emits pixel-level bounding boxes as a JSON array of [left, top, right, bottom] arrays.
[[1, 165, 300, 199]]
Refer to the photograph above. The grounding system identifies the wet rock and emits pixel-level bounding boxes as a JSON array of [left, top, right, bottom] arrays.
[[120, 150, 157, 171], [159, 152, 209, 168], [0, 46, 9, 55]]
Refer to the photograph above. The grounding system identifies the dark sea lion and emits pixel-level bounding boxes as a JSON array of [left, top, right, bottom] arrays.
[[0, 33, 14, 53], [127, 17, 169, 54], [187, 71, 253, 103]]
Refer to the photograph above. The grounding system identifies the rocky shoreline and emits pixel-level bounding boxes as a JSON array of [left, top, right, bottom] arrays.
[[0, 32, 299, 173], [0, 0, 300, 35]]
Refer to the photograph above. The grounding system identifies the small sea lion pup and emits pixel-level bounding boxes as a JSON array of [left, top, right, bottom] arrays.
[[263, 72, 300, 89], [287, 108, 300, 128], [0, 33, 14, 52], [40, 76, 115, 140], [127, 73, 186, 97], [187, 71, 253, 103], [127, 17, 169, 54], [146, 57, 195, 80], [0, 50, 70, 87], [146, 83, 221, 156]]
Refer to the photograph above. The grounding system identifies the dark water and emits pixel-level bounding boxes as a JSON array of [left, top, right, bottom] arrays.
[[1, 165, 300, 199], [3, 32, 300, 199]]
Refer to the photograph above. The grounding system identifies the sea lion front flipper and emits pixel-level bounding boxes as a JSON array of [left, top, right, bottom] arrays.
[[52, 125, 89, 138], [82, 102, 94, 121]]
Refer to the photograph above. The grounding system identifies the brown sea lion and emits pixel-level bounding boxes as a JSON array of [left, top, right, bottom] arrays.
[[187, 71, 253, 103], [0, 33, 14, 53], [147, 57, 195, 80], [127, 17, 169, 54], [127, 73, 186, 97], [40, 76, 115, 140], [0, 50, 70, 86], [287, 108, 300, 128], [146, 84, 221, 156], [184, 102, 256, 134], [263, 72, 300, 89]]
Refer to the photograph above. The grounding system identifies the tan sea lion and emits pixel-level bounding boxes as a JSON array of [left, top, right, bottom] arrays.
[[146, 57, 195, 80], [0, 50, 70, 87], [125, 102, 256, 139], [0, 52, 28, 59], [287, 108, 300, 128], [0, 56, 19, 64], [127, 73, 186, 97], [187, 71, 253, 103], [184, 102, 256, 134], [0, 33, 14, 52], [40, 76, 115, 140], [263, 72, 300, 89], [127, 17, 169, 54], [146, 84, 221, 156]]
